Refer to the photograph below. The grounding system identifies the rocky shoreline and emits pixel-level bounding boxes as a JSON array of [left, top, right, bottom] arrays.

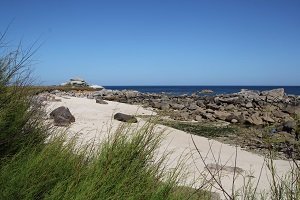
[[42, 87, 300, 131], [39, 87, 300, 159]]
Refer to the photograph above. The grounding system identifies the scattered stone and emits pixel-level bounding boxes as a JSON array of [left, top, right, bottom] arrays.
[[114, 113, 137, 123]]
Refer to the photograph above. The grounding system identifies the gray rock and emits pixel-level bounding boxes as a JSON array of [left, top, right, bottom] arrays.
[[50, 106, 75, 126], [96, 98, 108, 104], [218, 96, 240, 104], [114, 113, 137, 123], [231, 119, 238, 123], [170, 103, 185, 110], [225, 113, 240, 123], [282, 120, 296, 133], [214, 111, 231, 121], [225, 104, 235, 111], [238, 89, 260, 100], [245, 102, 253, 108], [207, 103, 219, 110], [195, 115, 203, 121], [261, 88, 285, 102], [187, 103, 198, 110], [245, 113, 264, 126], [282, 105, 300, 116], [262, 114, 275, 123], [160, 102, 170, 110]]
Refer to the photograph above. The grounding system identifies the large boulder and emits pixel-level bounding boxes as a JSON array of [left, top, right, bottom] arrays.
[[50, 106, 75, 126], [261, 88, 285, 103], [114, 113, 137, 123]]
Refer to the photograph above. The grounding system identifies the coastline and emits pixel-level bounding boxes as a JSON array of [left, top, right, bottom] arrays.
[[46, 95, 294, 197]]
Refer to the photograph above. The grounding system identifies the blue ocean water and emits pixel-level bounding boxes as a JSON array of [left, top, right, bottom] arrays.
[[104, 86, 300, 96]]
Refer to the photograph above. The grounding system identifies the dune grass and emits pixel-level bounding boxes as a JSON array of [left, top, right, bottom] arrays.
[[0, 123, 213, 200]]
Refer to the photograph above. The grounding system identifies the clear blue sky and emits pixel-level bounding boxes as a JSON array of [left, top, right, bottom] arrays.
[[1, 0, 299, 86]]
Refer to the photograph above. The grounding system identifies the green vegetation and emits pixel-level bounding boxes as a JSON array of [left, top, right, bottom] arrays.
[[161, 121, 237, 138], [27, 85, 101, 95]]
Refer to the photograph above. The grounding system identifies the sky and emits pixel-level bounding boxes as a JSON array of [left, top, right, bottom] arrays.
[[0, 0, 300, 86]]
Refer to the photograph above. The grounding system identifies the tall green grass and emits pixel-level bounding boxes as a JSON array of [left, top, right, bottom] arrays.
[[0, 123, 212, 200]]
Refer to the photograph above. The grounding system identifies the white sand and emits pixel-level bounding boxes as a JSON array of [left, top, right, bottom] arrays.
[[47, 96, 294, 198]]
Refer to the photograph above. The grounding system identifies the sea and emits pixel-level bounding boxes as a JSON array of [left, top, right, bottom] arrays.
[[104, 86, 300, 96]]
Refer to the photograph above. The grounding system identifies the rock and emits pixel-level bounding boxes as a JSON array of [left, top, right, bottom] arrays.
[[218, 96, 240, 104], [50, 106, 75, 126], [103, 94, 117, 101], [245, 102, 253, 108], [96, 98, 108, 104], [214, 111, 231, 121], [231, 119, 238, 123], [272, 110, 290, 119], [199, 89, 214, 94], [180, 112, 190, 121], [196, 100, 205, 107], [261, 88, 285, 102], [114, 113, 137, 123], [225, 113, 240, 123], [201, 112, 215, 120], [245, 113, 264, 126], [207, 103, 219, 110], [187, 103, 198, 110], [170, 103, 185, 110], [160, 102, 170, 110], [124, 90, 139, 98], [262, 114, 275, 123], [225, 104, 235, 111], [150, 100, 161, 109], [282, 120, 296, 133], [195, 115, 203, 121], [282, 105, 300, 116], [238, 89, 260, 100]]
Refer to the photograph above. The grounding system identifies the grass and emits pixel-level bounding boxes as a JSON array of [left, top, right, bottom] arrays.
[[161, 120, 237, 138], [0, 123, 214, 200], [26, 85, 101, 95]]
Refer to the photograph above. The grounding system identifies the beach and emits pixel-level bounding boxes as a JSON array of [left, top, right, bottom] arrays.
[[47, 95, 293, 198]]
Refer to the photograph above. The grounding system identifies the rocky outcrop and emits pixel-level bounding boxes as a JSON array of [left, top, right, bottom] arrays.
[[50, 106, 75, 126]]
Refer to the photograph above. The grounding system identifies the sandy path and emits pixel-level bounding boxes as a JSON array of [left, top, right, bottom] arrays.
[[47, 96, 293, 198]]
